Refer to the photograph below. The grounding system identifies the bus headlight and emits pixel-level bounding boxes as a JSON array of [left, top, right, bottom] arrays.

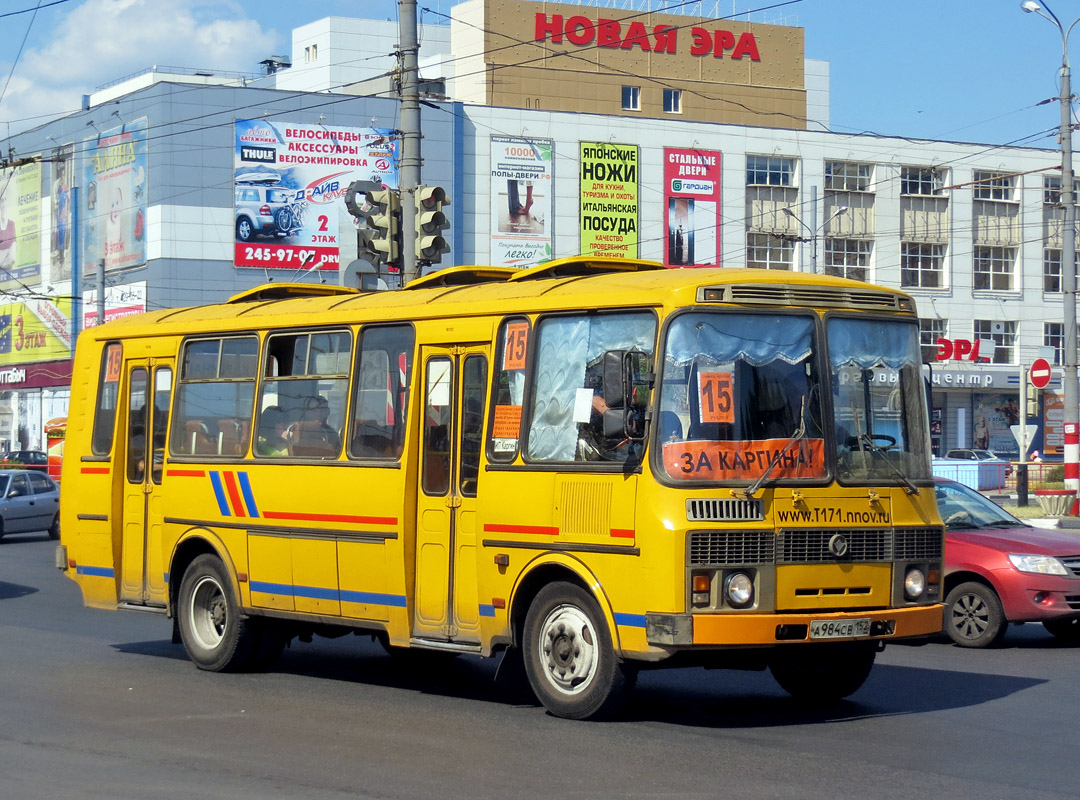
[[904, 568, 926, 600], [724, 572, 754, 608]]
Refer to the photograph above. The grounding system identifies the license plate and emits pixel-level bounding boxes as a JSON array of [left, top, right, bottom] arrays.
[[809, 618, 871, 639]]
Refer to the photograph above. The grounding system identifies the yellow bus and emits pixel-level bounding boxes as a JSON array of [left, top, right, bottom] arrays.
[[58, 257, 944, 719]]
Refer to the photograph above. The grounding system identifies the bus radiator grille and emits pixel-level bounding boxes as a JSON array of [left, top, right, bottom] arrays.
[[777, 529, 892, 563], [686, 498, 764, 522], [688, 530, 775, 566], [892, 527, 944, 560]]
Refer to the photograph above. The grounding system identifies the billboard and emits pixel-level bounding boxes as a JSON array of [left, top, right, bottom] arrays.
[[579, 142, 638, 259], [83, 280, 147, 328], [0, 297, 73, 366], [0, 159, 42, 287], [83, 117, 148, 274], [663, 147, 721, 267], [49, 143, 75, 282], [490, 136, 554, 267], [233, 120, 398, 273]]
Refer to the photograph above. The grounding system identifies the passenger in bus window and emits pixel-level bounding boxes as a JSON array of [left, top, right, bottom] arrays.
[[256, 406, 290, 456], [287, 396, 341, 457]]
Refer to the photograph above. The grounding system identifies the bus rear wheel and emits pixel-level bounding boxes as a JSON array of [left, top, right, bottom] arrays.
[[178, 554, 260, 672], [769, 643, 876, 702], [522, 582, 632, 720]]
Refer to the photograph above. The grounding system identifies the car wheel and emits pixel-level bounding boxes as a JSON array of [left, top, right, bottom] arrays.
[[945, 581, 1007, 648], [236, 217, 253, 242], [48, 514, 59, 541], [177, 554, 259, 671], [1042, 617, 1080, 642], [522, 582, 634, 720], [769, 643, 876, 701]]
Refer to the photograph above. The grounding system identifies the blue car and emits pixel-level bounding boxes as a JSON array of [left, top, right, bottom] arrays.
[[0, 469, 60, 540]]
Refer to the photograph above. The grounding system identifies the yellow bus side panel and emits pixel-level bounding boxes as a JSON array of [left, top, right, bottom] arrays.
[[248, 535, 295, 611], [453, 508, 480, 637], [292, 538, 341, 616], [338, 540, 389, 621]]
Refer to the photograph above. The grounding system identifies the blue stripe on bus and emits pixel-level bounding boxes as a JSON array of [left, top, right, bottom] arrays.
[[208, 472, 230, 516], [249, 581, 406, 608], [613, 612, 647, 628], [76, 565, 114, 577], [237, 472, 260, 518], [340, 590, 408, 608], [479, 604, 496, 618]]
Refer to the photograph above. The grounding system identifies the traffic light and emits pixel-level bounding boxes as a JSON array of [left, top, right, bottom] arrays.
[[415, 185, 450, 265], [344, 180, 401, 269]]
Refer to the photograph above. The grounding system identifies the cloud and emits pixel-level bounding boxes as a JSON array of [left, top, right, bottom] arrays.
[[1, 0, 281, 133]]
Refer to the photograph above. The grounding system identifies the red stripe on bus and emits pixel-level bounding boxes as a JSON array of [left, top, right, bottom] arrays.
[[262, 511, 397, 526], [483, 523, 559, 536], [222, 471, 246, 518], [166, 469, 206, 477], [610, 529, 635, 538], [80, 467, 110, 474]]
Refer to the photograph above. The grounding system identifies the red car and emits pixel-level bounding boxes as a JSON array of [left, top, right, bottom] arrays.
[[937, 478, 1080, 647]]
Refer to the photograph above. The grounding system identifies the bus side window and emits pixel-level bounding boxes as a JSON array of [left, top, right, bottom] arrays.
[[170, 336, 258, 458], [348, 324, 414, 461], [91, 343, 123, 455]]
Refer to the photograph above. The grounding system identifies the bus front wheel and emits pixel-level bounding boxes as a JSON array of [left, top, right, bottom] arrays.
[[769, 643, 876, 702], [522, 582, 633, 720], [178, 554, 260, 672]]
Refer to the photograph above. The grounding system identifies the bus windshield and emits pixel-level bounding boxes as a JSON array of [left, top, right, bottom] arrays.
[[656, 311, 825, 484], [827, 316, 931, 483]]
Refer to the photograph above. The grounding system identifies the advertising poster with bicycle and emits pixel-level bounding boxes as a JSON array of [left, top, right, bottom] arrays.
[[489, 136, 554, 267], [233, 120, 398, 272], [82, 117, 148, 274], [663, 147, 721, 268]]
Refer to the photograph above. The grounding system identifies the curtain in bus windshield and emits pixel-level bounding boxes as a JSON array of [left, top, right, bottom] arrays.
[[526, 312, 655, 463], [827, 317, 931, 481], [657, 312, 825, 483]]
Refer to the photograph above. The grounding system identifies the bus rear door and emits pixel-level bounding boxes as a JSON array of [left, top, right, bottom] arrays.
[[412, 345, 488, 645], [119, 359, 173, 607]]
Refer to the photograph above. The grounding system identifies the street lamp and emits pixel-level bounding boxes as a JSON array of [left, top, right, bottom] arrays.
[[1023, 0, 1080, 508], [782, 204, 848, 273]]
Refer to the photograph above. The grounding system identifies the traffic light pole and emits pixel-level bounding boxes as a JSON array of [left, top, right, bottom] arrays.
[[398, 0, 421, 286]]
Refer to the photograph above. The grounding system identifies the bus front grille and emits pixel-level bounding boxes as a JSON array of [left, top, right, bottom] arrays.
[[777, 529, 892, 563], [686, 498, 764, 522], [893, 527, 944, 560], [688, 530, 775, 566]]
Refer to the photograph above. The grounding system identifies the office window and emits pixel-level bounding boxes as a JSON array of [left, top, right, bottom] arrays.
[[746, 156, 795, 187], [901, 167, 946, 196], [824, 162, 872, 192], [746, 232, 794, 270], [973, 320, 1017, 364], [1045, 322, 1064, 366], [972, 170, 1015, 201], [973, 246, 1016, 291], [920, 319, 947, 363], [305, 44, 318, 62], [822, 239, 871, 282], [1044, 249, 1062, 293], [1045, 175, 1062, 205], [621, 86, 640, 111], [900, 242, 946, 288], [663, 88, 682, 113]]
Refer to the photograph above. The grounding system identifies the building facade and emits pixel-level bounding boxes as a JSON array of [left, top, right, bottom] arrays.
[[0, 0, 1072, 458]]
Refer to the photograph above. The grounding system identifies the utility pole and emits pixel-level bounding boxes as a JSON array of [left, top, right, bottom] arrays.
[[398, 0, 421, 286]]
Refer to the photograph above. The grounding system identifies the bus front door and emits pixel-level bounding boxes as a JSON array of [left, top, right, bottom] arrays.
[[119, 360, 173, 607], [412, 346, 488, 644]]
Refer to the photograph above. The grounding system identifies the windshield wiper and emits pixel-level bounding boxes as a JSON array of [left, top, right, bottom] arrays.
[[855, 433, 920, 495], [740, 397, 806, 499]]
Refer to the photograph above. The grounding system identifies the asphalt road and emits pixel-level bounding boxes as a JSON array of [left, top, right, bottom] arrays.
[[2, 529, 1079, 800]]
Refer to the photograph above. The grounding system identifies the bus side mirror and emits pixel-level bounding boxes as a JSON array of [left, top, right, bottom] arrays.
[[602, 349, 651, 439]]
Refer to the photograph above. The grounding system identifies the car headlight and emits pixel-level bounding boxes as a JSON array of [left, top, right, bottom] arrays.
[[724, 572, 754, 608], [1008, 554, 1069, 576], [904, 568, 926, 600]]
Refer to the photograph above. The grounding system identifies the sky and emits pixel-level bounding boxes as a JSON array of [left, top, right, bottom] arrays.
[[0, 0, 1075, 151]]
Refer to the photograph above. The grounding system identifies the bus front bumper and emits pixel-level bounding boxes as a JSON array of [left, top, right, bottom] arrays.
[[645, 604, 943, 647]]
